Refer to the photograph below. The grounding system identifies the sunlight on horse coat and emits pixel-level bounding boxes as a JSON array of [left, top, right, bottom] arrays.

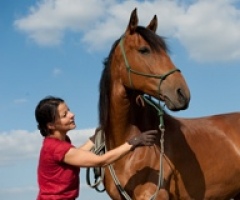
[[96, 8, 240, 200]]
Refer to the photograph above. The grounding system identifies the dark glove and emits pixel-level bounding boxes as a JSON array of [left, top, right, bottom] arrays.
[[127, 130, 158, 151]]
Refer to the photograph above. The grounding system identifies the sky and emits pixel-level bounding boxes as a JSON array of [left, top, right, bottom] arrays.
[[0, 0, 240, 199]]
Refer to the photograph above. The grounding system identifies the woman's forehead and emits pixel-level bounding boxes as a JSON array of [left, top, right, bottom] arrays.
[[57, 102, 68, 112]]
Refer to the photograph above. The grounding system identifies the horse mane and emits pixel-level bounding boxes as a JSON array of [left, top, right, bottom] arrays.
[[136, 26, 169, 52], [99, 26, 169, 130]]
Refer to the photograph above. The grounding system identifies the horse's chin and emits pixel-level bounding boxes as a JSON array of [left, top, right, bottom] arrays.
[[164, 96, 189, 111]]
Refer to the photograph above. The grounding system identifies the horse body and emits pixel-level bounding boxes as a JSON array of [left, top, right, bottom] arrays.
[[104, 99, 240, 199], [164, 113, 240, 199], [98, 8, 240, 200]]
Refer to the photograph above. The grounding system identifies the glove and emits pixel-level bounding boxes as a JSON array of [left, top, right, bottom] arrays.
[[127, 130, 158, 151]]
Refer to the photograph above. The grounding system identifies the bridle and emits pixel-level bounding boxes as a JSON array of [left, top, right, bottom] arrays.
[[86, 35, 181, 200], [119, 35, 180, 95], [106, 36, 180, 200]]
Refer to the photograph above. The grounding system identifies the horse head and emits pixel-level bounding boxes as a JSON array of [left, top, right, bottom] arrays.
[[112, 8, 190, 111]]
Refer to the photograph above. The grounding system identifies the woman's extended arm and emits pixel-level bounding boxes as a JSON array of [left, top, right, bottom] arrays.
[[77, 139, 94, 151], [77, 127, 101, 151], [64, 142, 132, 167], [64, 130, 157, 167]]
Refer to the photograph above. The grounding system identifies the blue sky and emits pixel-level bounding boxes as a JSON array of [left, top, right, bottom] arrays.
[[0, 0, 240, 199]]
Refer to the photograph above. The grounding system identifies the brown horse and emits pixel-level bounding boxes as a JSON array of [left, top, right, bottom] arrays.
[[97, 8, 240, 200]]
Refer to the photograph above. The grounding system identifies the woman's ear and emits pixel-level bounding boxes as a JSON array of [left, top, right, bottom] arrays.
[[47, 122, 55, 130]]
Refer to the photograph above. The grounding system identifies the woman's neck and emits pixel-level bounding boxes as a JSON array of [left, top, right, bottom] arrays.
[[49, 131, 66, 141]]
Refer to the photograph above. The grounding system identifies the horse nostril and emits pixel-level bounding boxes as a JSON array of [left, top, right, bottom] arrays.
[[177, 88, 190, 109], [177, 88, 186, 104]]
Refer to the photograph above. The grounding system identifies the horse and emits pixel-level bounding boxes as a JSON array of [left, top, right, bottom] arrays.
[[96, 8, 240, 200]]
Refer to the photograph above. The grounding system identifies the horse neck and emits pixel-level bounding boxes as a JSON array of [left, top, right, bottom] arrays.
[[106, 89, 161, 149], [106, 88, 133, 148]]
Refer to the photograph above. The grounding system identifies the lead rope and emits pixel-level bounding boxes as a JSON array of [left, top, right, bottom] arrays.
[[87, 96, 165, 199], [86, 144, 106, 191], [86, 130, 106, 192], [108, 163, 132, 200], [141, 95, 165, 200], [108, 95, 165, 200]]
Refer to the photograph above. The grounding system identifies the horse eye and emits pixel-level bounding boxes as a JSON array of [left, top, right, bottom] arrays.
[[138, 47, 150, 54]]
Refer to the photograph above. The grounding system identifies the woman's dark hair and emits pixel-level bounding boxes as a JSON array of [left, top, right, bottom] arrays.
[[35, 96, 64, 137]]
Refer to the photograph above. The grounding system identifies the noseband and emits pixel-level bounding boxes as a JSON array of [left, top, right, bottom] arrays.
[[119, 36, 180, 94]]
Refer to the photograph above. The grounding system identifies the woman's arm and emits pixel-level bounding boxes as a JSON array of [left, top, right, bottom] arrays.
[[64, 142, 131, 167], [64, 130, 157, 167], [77, 127, 101, 151], [78, 139, 94, 151]]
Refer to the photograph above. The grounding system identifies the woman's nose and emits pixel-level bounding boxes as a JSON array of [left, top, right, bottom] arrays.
[[69, 111, 75, 118]]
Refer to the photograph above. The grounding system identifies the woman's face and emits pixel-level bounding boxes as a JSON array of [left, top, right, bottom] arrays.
[[53, 102, 76, 133]]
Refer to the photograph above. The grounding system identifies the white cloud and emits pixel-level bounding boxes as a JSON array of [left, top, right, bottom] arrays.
[[14, 0, 240, 62], [0, 128, 94, 166], [0, 186, 37, 194], [14, 0, 111, 46], [0, 128, 98, 200], [175, 0, 240, 61]]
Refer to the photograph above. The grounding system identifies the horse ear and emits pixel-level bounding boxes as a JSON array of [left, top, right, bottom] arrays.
[[126, 8, 138, 34], [147, 15, 158, 33]]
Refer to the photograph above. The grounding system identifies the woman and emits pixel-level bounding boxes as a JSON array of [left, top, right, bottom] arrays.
[[35, 96, 157, 200]]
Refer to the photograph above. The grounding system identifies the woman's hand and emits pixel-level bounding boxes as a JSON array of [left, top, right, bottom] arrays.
[[127, 130, 158, 150]]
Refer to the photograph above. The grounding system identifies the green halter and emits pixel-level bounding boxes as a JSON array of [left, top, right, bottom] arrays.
[[119, 36, 180, 95], [119, 37, 179, 197]]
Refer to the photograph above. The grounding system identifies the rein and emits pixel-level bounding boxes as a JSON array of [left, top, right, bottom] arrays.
[[86, 35, 175, 199], [119, 36, 180, 94], [86, 96, 166, 200], [141, 95, 165, 200], [108, 95, 166, 200], [86, 130, 106, 192]]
